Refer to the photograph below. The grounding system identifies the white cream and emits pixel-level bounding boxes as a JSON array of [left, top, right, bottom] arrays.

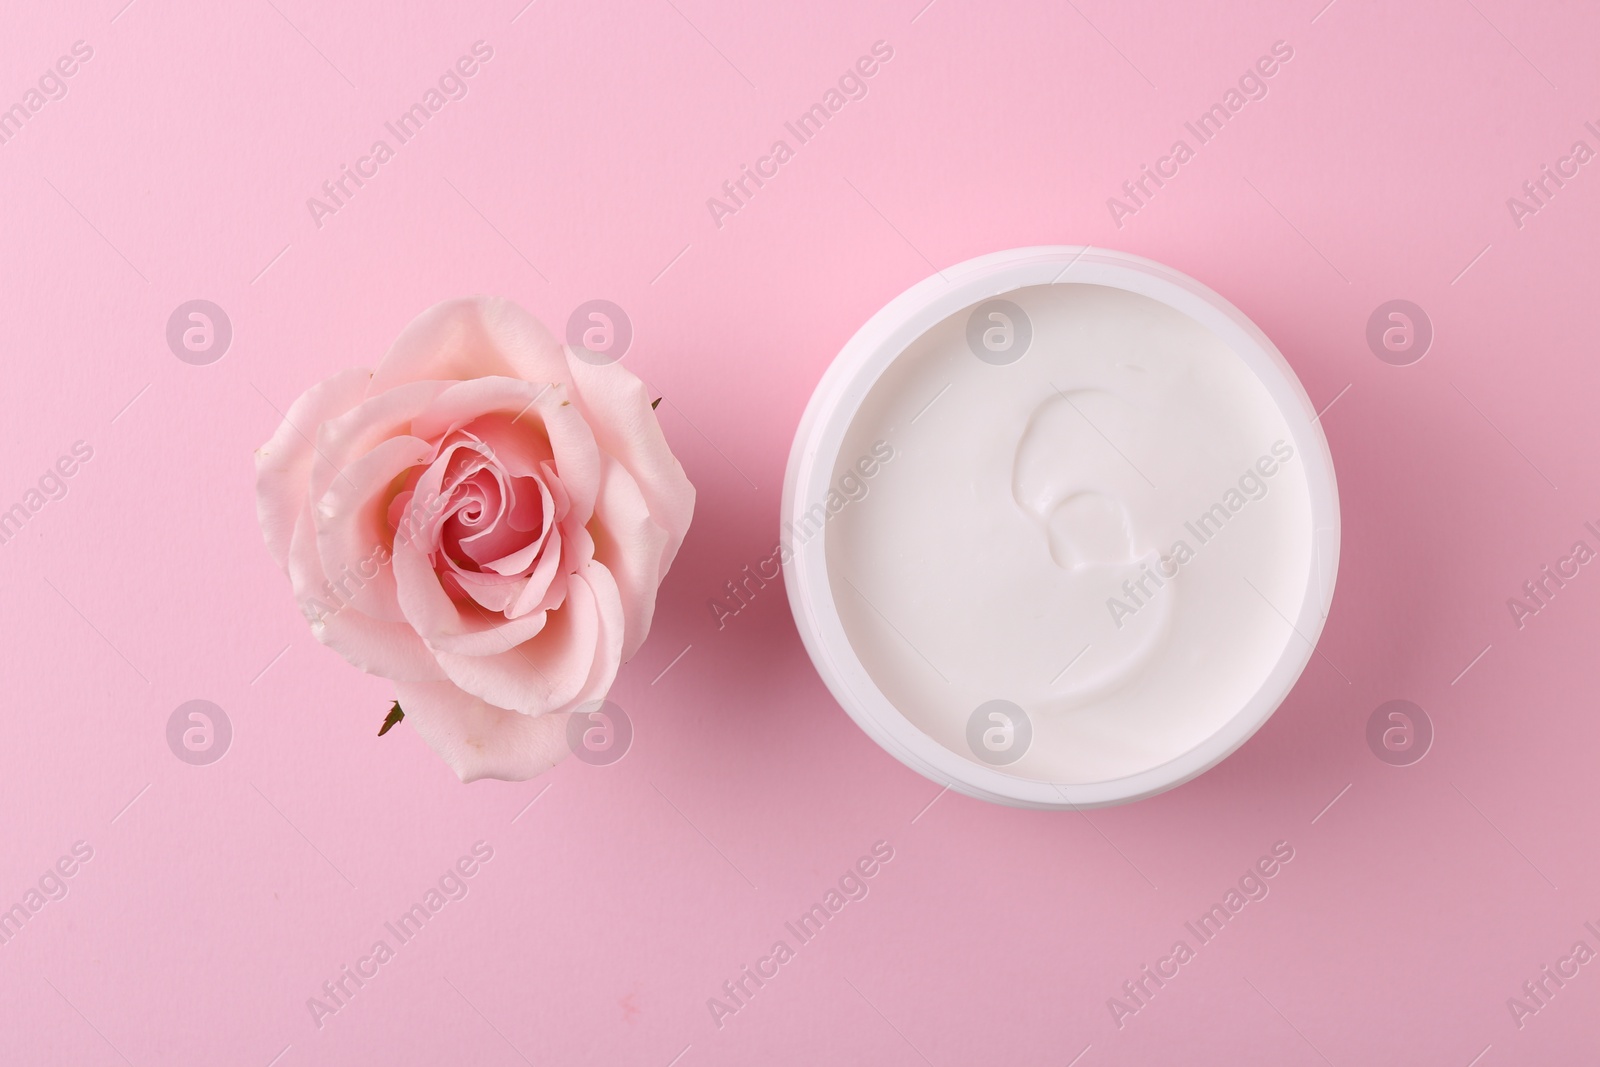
[[825, 282, 1316, 784]]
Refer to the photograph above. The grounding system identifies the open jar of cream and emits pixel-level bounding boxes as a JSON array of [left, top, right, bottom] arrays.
[[782, 247, 1339, 808]]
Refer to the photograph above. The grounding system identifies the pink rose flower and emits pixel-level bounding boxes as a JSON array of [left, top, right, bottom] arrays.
[[255, 297, 694, 782]]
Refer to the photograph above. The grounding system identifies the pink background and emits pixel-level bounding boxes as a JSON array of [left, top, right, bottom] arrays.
[[2, 0, 1598, 1063]]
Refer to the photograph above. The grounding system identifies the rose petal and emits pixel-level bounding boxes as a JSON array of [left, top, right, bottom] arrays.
[[464, 475, 548, 574], [255, 367, 370, 568], [410, 376, 602, 530], [394, 679, 570, 783], [406, 438, 491, 548], [370, 297, 570, 394], [314, 435, 436, 622], [308, 380, 453, 505], [456, 412, 556, 480], [590, 457, 671, 661], [433, 559, 624, 714], [564, 357, 695, 579], [392, 518, 555, 654], [508, 521, 566, 618], [287, 507, 445, 681], [450, 569, 523, 614]]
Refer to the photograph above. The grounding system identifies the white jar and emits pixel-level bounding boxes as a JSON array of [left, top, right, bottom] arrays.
[[782, 247, 1340, 808]]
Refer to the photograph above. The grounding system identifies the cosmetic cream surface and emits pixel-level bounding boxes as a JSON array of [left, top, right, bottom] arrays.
[[825, 283, 1315, 784]]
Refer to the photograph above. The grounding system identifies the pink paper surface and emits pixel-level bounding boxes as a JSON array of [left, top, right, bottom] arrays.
[[3, 1, 1597, 1063]]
